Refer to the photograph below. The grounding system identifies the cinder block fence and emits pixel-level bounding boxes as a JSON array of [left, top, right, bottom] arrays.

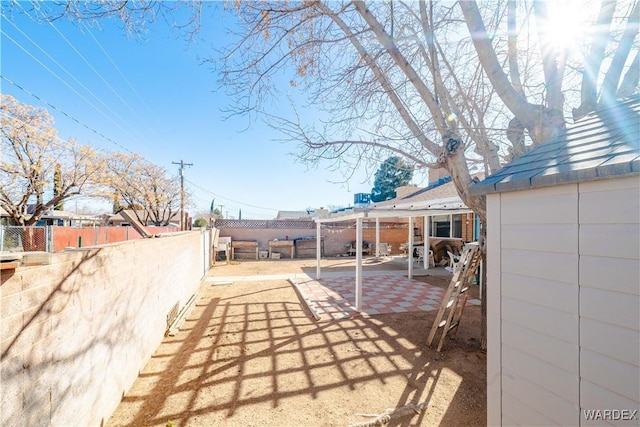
[[1, 231, 209, 426]]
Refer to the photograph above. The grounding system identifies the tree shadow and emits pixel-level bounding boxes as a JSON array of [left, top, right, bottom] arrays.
[[107, 279, 486, 426]]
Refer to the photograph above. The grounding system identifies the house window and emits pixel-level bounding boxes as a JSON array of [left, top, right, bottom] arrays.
[[430, 214, 463, 238], [431, 215, 450, 237], [452, 214, 463, 238]]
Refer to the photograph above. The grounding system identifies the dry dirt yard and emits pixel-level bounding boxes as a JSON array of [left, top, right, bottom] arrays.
[[107, 258, 486, 427]]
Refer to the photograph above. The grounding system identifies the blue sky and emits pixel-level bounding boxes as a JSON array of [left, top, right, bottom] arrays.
[[0, 3, 389, 219]]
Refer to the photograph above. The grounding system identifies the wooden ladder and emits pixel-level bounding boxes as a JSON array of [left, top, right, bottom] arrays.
[[426, 243, 482, 351]]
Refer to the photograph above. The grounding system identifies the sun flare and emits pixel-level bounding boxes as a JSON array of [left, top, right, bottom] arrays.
[[543, 1, 591, 50]]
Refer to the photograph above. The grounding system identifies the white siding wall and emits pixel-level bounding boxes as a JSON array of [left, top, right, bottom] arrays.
[[578, 177, 640, 426], [487, 175, 640, 426]]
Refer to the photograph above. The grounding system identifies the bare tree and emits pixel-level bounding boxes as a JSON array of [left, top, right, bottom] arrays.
[[460, 0, 639, 140], [102, 152, 182, 226], [0, 95, 104, 225]]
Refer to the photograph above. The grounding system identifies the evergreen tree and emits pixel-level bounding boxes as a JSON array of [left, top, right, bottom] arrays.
[[53, 163, 63, 211], [370, 156, 413, 202]]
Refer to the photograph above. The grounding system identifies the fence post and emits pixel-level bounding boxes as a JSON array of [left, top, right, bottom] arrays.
[[46, 226, 53, 252]]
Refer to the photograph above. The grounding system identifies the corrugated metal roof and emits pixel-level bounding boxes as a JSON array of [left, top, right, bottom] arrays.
[[471, 95, 640, 195]]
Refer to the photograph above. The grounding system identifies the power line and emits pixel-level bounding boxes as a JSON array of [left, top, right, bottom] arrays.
[[1, 15, 145, 145], [0, 26, 145, 147], [184, 178, 280, 212], [79, 20, 161, 135], [40, 15, 154, 141], [1, 76, 136, 154]]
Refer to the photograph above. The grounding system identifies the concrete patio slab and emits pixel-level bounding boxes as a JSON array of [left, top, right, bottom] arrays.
[[290, 273, 481, 321]]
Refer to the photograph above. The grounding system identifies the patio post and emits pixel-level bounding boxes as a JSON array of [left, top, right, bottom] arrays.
[[408, 216, 414, 279], [424, 214, 430, 270], [316, 221, 322, 279], [355, 217, 363, 312], [375, 217, 380, 257]]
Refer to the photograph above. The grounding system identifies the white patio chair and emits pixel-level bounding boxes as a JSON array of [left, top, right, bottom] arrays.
[[399, 242, 408, 257], [447, 250, 461, 272], [415, 247, 436, 267], [378, 242, 391, 257]]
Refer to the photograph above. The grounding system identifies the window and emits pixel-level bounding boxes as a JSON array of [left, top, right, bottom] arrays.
[[431, 215, 450, 237], [429, 214, 463, 238], [452, 214, 463, 238]]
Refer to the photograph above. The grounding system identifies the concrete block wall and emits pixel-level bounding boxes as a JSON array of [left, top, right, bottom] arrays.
[[220, 224, 411, 257], [0, 231, 206, 426], [220, 228, 316, 254]]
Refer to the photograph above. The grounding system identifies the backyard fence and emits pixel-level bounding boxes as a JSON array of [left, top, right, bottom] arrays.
[[0, 226, 50, 252], [0, 225, 180, 253], [215, 219, 316, 229]]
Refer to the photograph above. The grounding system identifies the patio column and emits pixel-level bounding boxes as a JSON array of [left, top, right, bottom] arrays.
[[375, 217, 380, 257], [408, 216, 414, 279], [355, 217, 363, 312], [424, 214, 430, 270], [316, 221, 322, 279]]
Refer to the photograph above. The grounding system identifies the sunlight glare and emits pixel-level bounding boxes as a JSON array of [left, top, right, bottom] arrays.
[[544, 1, 590, 50]]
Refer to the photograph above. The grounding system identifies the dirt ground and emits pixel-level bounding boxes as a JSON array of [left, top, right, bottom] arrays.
[[107, 258, 486, 427]]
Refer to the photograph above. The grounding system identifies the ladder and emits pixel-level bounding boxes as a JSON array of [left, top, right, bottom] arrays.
[[426, 242, 482, 351]]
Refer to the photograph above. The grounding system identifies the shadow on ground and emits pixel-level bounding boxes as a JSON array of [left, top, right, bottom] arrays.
[[107, 265, 486, 427]]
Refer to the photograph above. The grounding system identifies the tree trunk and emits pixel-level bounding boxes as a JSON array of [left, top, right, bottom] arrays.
[[573, 0, 616, 120], [460, 1, 566, 146], [442, 140, 487, 225]]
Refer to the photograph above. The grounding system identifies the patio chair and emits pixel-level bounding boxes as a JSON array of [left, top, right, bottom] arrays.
[[378, 242, 391, 257], [415, 247, 436, 267], [447, 250, 461, 272], [399, 243, 408, 257]]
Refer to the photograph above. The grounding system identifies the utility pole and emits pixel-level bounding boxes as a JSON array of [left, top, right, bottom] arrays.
[[218, 205, 225, 219], [172, 160, 193, 231]]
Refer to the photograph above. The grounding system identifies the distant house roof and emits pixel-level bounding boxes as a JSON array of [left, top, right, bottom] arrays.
[[471, 95, 640, 195], [0, 207, 97, 221], [41, 210, 98, 221], [107, 209, 180, 225], [276, 210, 312, 220]]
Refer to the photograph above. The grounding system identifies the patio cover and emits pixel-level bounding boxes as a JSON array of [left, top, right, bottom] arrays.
[[314, 206, 473, 312]]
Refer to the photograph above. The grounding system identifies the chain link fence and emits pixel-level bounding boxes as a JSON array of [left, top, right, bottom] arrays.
[[0, 225, 179, 253], [0, 226, 51, 252]]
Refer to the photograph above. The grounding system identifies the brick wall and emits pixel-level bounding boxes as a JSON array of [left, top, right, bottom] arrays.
[[0, 231, 207, 426], [462, 213, 475, 241]]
